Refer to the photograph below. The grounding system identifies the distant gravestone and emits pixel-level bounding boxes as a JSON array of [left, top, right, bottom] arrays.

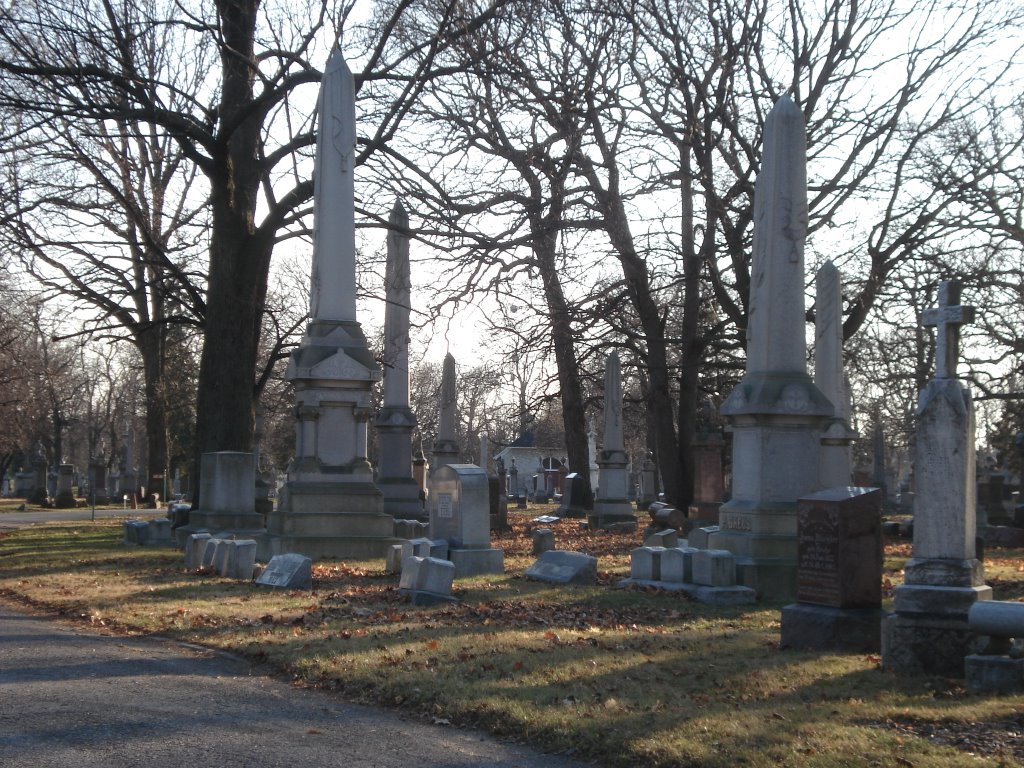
[[123, 519, 150, 545], [488, 475, 509, 532], [255, 554, 313, 590], [781, 487, 886, 651], [531, 528, 555, 555], [645, 529, 678, 548], [556, 473, 591, 519], [524, 551, 597, 585], [430, 464, 503, 577]]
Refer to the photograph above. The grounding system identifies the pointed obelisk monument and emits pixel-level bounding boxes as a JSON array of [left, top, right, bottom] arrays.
[[882, 281, 990, 675], [588, 352, 636, 529], [710, 96, 833, 600], [375, 200, 423, 520], [264, 48, 394, 560], [430, 353, 461, 472], [815, 261, 856, 487]]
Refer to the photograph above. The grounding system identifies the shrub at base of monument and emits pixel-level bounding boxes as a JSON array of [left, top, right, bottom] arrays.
[[525, 551, 597, 585], [780, 487, 886, 652]]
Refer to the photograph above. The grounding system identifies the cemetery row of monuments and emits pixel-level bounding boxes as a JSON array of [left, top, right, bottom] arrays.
[[131, 50, 1016, 689]]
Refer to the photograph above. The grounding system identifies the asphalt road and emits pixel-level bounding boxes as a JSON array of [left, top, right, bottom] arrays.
[[0, 507, 165, 531], [0, 513, 587, 768]]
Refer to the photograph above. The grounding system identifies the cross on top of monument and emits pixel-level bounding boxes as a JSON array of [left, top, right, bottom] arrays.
[[922, 280, 975, 379]]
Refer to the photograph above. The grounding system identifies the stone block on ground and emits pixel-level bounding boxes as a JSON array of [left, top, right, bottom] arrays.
[[255, 553, 313, 590], [123, 519, 150, 545], [965, 655, 1024, 694], [146, 518, 174, 546], [692, 549, 736, 587], [659, 547, 695, 584], [184, 533, 212, 570], [385, 544, 405, 574], [630, 547, 664, 581], [399, 556, 457, 605], [984, 526, 1024, 549], [525, 551, 598, 585], [688, 526, 719, 550], [532, 528, 555, 555], [779, 603, 884, 651], [645, 529, 678, 548], [449, 547, 504, 578]]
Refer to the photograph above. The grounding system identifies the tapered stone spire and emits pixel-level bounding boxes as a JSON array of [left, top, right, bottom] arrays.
[[376, 199, 422, 519], [746, 95, 809, 375], [815, 261, 855, 487], [431, 353, 460, 472], [310, 47, 358, 322]]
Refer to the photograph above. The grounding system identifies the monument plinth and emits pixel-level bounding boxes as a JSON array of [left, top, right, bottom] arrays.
[[589, 352, 636, 530]]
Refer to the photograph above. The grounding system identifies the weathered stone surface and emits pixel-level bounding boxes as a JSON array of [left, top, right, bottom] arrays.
[[532, 528, 555, 556], [255, 553, 313, 589], [780, 603, 884, 651], [692, 549, 736, 587], [795, 486, 883, 608], [399, 556, 457, 605], [184, 533, 212, 570], [965, 655, 1024, 694], [882, 612, 988, 677], [525, 551, 597, 585], [645, 529, 678, 548], [660, 547, 696, 584], [630, 547, 664, 581], [688, 526, 718, 550]]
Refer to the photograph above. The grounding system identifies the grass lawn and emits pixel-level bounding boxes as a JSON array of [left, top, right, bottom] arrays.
[[1, 501, 1022, 767]]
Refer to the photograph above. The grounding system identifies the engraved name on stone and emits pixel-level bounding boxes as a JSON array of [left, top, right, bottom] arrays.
[[720, 514, 752, 531]]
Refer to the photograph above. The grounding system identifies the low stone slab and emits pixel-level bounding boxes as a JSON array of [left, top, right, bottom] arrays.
[[385, 544, 405, 574], [184, 533, 212, 570], [449, 547, 504, 578], [779, 603, 884, 651], [615, 578, 755, 605], [255, 553, 313, 590], [399, 556, 457, 605], [630, 546, 665, 581], [660, 547, 697, 584], [692, 549, 736, 587], [213, 539, 257, 580], [965, 654, 1024, 694], [525, 551, 597, 585]]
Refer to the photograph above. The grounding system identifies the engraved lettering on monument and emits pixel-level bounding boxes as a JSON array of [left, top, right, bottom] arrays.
[[797, 506, 841, 605], [437, 493, 453, 519]]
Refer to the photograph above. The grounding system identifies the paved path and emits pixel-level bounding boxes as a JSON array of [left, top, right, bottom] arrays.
[[0, 507, 164, 531], [0, 516, 585, 767], [0, 603, 586, 768]]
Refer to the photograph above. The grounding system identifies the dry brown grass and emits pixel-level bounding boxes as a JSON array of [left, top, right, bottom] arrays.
[[1, 512, 1023, 767]]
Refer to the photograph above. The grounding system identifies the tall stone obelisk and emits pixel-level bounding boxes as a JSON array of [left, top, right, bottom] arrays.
[[264, 48, 393, 560], [815, 261, 856, 487], [376, 200, 423, 520], [710, 96, 833, 600], [588, 352, 636, 529]]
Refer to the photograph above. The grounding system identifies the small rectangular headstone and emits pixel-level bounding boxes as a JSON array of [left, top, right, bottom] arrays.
[[228, 540, 258, 580], [659, 547, 696, 584], [688, 526, 719, 550], [185, 533, 212, 570], [645, 529, 678, 548], [692, 549, 736, 587], [399, 556, 457, 605], [385, 544, 405, 574], [146, 518, 174, 545], [531, 528, 555, 555], [524, 551, 598, 585], [630, 547, 664, 581], [255, 553, 313, 590], [123, 519, 150, 545]]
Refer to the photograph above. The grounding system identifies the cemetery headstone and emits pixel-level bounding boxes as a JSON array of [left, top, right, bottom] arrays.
[[556, 473, 592, 519], [430, 464, 503, 577], [525, 551, 597, 585], [589, 352, 637, 530], [255, 553, 313, 590], [399, 556, 457, 605], [531, 528, 555, 555], [780, 486, 885, 651], [882, 281, 991, 675], [185, 533, 213, 570]]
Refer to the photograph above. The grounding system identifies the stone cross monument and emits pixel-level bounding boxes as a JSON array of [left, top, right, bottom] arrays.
[[589, 352, 636, 529], [882, 280, 990, 675], [375, 200, 423, 520], [711, 96, 834, 600], [264, 48, 392, 560]]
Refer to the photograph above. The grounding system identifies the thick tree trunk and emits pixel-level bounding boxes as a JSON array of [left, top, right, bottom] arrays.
[[137, 324, 168, 503], [677, 144, 702, 509], [535, 227, 592, 504], [192, 0, 269, 500]]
